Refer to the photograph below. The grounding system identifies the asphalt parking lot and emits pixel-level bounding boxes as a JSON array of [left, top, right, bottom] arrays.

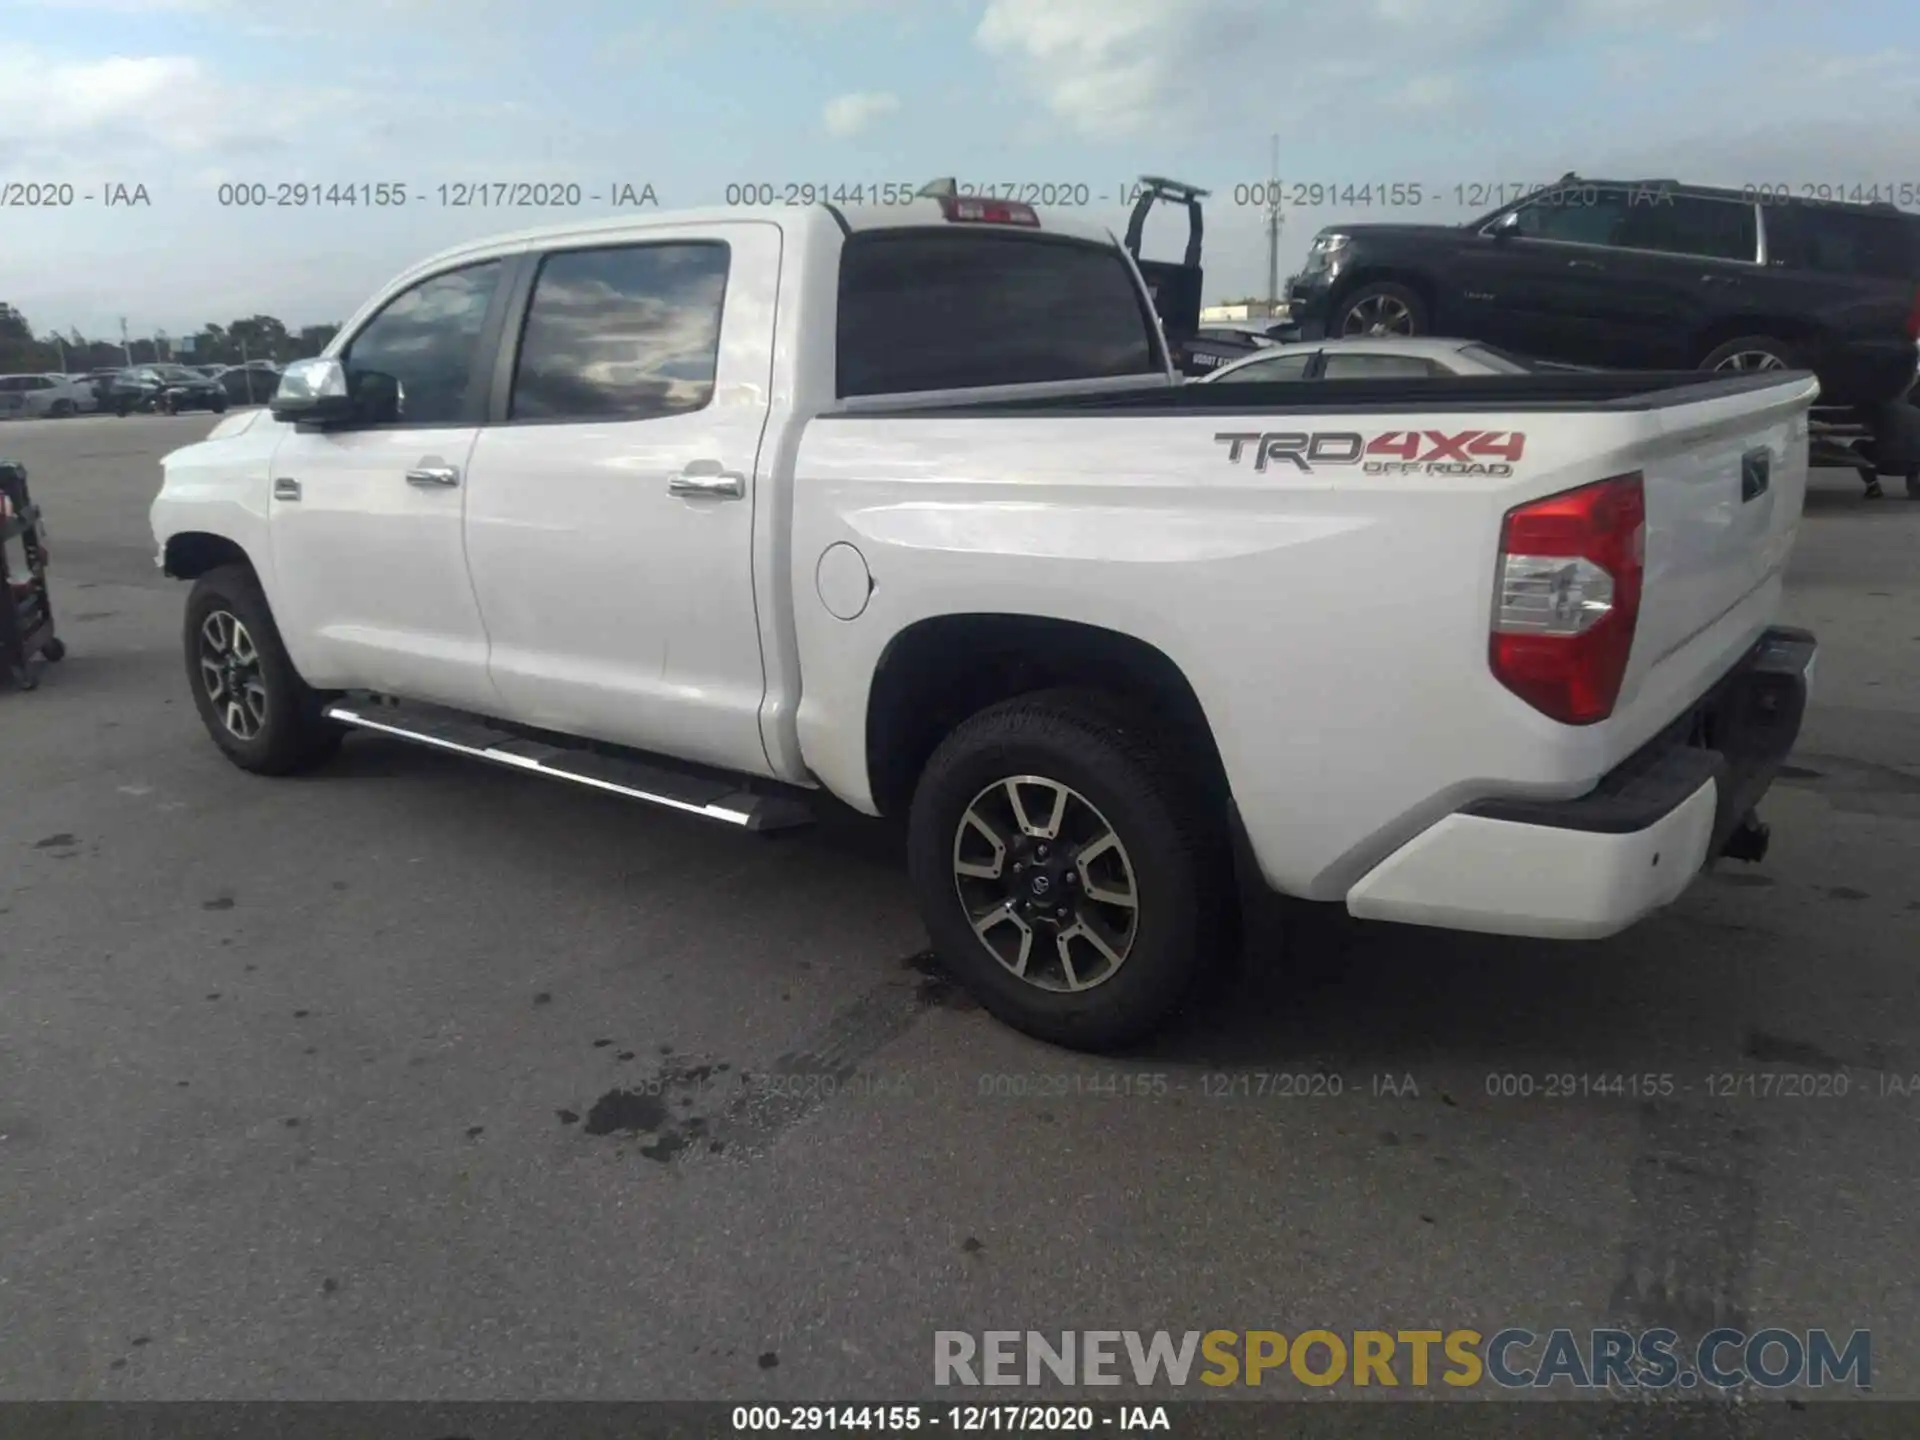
[[1, 412, 1917, 1414]]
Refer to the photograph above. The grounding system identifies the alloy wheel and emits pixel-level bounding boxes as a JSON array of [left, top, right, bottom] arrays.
[[1340, 294, 1415, 337], [199, 610, 268, 740], [951, 775, 1140, 993], [1715, 350, 1787, 373]]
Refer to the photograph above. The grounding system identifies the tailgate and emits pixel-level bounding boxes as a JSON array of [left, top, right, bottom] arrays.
[[1624, 376, 1814, 700]]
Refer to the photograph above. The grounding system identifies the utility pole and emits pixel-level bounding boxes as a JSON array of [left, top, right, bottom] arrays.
[[118, 317, 132, 364], [1264, 132, 1284, 318]]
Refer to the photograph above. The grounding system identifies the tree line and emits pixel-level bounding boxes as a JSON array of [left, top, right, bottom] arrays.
[[0, 304, 339, 373]]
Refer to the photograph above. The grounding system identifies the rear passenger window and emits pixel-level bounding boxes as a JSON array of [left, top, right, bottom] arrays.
[[1617, 196, 1756, 262], [837, 231, 1160, 397], [510, 242, 729, 421], [1319, 353, 1443, 379]]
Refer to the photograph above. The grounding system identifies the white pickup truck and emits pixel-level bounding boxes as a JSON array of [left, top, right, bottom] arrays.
[[150, 193, 1819, 1051]]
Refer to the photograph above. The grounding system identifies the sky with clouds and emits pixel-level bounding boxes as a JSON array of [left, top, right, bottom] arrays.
[[2, 0, 1915, 340]]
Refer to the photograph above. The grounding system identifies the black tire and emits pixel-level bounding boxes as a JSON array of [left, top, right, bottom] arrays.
[[211, 398, 228, 414], [114, 403, 128, 417], [1332, 280, 1428, 338], [1699, 334, 1800, 376], [40, 636, 66, 662], [183, 563, 342, 775], [906, 689, 1231, 1052], [50, 400, 74, 419]]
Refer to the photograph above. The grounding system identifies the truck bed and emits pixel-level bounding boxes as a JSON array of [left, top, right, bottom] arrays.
[[790, 368, 1818, 901]]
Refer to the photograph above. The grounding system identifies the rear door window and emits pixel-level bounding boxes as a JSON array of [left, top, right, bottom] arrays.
[[837, 230, 1161, 397], [1320, 352, 1446, 379], [509, 242, 728, 422], [1617, 196, 1758, 262]]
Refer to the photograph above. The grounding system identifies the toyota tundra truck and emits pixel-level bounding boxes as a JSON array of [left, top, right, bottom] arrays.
[[149, 192, 1819, 1051]]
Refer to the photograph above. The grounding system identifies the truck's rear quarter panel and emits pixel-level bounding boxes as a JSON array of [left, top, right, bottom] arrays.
[[790, 377, 1815, 900]]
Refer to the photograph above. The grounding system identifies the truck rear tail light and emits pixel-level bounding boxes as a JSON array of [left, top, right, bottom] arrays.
[[1489, 472, 1645, 725], [939, 196, 1039, 227]]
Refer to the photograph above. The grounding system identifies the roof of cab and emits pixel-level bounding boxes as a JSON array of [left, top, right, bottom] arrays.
[[393, 200, 1122, 283]]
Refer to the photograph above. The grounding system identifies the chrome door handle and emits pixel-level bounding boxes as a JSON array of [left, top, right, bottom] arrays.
[[667, 469, 745, 499], [405, 466, 460, 487]]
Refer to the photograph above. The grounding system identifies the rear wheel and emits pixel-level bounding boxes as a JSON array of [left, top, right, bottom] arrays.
[[1333, 281, 1428, 338], [906, 690, 1231, 1052], [50, 400, 74, 418], [1700, 334, 1799, 376], [183, 564, 341, 775]]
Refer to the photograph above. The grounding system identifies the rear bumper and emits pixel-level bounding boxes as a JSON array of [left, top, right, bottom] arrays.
[[1344, 626, 1816, 939]]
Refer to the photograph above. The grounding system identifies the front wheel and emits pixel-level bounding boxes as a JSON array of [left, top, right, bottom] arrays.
[[183, 564, 342, 775], [1700, 334, 1799, 376], [1333, 281, 1428, 338], [906, 690, 1231, 1052]]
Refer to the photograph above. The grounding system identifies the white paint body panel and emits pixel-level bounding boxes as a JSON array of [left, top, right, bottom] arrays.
[[790, 380, 1812, 901], [151, 201, 1817, 941], [1345, 779, 1719, 938]]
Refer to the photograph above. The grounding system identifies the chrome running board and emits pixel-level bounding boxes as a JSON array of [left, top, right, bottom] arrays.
[[324, 699, 814, 833]]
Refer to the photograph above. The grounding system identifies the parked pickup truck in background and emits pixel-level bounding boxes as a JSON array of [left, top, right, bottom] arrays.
[[150, 194, 1819, 1051]]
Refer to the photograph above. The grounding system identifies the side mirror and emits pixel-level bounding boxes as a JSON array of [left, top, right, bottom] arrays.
[[269, 357, 354, 424], [1487, 209, 1523, 241]]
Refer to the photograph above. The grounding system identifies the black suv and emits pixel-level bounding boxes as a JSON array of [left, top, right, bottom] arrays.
[[1288, 177, 1920, 453], [111, 365, 229, 416]]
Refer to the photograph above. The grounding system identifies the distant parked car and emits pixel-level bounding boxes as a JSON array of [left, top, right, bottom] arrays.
[[1199, 336, 1551, 383], [111, 365, 229, 415], [77, 368, 128, 411], [0, 373, 94, 418]]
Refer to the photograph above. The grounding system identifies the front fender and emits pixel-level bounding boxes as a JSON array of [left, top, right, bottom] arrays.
[[149, 408, 288, 591]]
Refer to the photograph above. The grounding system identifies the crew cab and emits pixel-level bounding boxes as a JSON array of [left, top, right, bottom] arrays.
[[150, 194, 1819, 1051]]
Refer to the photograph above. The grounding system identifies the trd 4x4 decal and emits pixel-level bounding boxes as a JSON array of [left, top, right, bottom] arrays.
[[1215, 429, 1528, 477]]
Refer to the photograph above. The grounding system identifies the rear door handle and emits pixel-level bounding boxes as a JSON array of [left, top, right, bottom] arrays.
[[273, 477, 301, 501], [668, 467, 745, 499], [405, 466, 460, 487]]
